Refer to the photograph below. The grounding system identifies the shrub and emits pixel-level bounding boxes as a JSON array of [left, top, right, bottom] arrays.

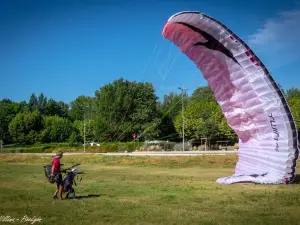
[[142, 141, 177, 151], [85, 142, 143, 153], [174, 143, 190, 151]]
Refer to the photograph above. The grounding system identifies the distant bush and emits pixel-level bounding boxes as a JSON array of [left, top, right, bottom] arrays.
[[173, 143, 190, 151], [142, 141, 178, 151], [86, 142, 143, 153], [2, 146, 45, 153]]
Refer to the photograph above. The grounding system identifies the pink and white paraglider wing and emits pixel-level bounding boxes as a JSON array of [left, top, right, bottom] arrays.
[[162, 11, 299, 184]]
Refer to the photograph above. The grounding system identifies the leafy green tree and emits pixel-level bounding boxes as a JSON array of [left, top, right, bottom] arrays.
[[69, 96, 96, 121], [68, 131, 81, 146], [44, 99, 69, 118], [0, 99, 21, 143], [18, 101, 27, 112], [190, 86, 216, 102], [28, 93, 39, 112], [156, 92, 188, 141], [140, 118, 161, 141], [74, 119, 96, 142], [26, 93, 69, 118], [178, 86, 237, 141], [286, 88, 300, 100], [174, 99, 237, 141], [288, 97, 300, 132], [8, 110, 43, 144], [158, 92, 188, 120], [40, 116, 74, 143], [156, 114, 180, 141], [38, 93, 47, 114], [211, 105, 237, 140], [174, 100, 218, 140], [94, 78, 159, 141]]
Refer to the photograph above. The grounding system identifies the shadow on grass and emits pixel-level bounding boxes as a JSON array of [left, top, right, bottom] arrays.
[[65, 194, 101, 200]]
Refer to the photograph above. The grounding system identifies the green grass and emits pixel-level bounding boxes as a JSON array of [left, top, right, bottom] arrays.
[[0, 155, 300, 225]]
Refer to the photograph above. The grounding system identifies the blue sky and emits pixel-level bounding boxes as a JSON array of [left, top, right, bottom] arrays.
[[1, 0, 299, 103]]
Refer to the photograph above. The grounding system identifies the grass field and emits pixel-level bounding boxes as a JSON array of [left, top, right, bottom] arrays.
[[0, 154, 300, 225]]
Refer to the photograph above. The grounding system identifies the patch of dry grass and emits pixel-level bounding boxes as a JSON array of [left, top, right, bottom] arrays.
[[0, 154, 238, 168]]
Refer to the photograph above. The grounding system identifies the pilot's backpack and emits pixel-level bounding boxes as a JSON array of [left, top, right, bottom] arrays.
[[43, 164, 57, 183]]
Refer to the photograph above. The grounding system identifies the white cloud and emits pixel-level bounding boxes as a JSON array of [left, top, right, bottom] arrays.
[[247, 9, 300, 69]]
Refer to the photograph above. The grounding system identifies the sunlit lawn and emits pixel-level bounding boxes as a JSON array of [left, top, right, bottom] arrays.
[[0, 154, 300, 225]]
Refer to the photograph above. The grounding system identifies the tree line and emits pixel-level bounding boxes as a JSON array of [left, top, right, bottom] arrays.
[[0, 78, 299, 145]]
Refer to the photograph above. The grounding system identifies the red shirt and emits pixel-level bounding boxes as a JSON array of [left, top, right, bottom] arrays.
[[52, 157, 60, 173]]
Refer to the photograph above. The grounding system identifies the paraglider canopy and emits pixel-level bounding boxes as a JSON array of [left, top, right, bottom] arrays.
[[162, 11, 299, 184]]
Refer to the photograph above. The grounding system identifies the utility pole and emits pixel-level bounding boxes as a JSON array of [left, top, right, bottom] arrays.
[[178, 87, 187, 151], [83, 113, 86, 153], [0, 139, 3, 154]]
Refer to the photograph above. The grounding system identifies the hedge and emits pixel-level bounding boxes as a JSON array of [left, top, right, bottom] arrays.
[[1, 142, 143, 153]]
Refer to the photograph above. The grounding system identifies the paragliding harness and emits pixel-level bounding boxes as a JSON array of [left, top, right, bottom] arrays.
[[44, 163, 83, 192], [43, 162, 84, 198], [62, 164, 84, 199], [44, 164, 58, 184], [44, 162, 81, 183]]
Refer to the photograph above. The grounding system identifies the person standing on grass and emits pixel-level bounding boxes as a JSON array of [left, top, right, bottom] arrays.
[[51, 150, 64, 200]]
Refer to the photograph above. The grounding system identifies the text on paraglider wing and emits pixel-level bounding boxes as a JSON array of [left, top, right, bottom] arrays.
[[268, 113, 280, 152]]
